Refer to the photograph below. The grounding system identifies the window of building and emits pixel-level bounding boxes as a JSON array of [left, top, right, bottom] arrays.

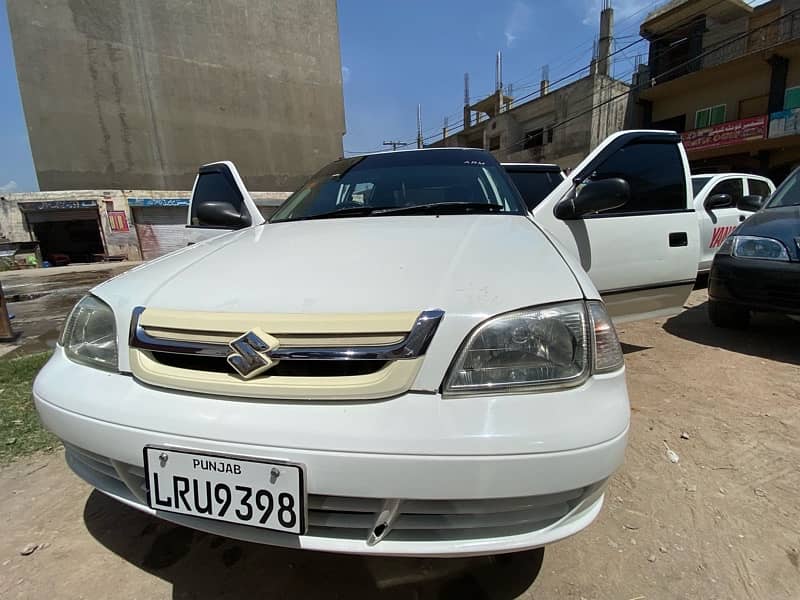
[[583, 141, 686, 215], [489, 135, 501, 151], [784, 86, 800, 110], [695, 104, 726, 129], [523, 128, 544, 150], [748, 178, 771, 198], [708, 178, 743, 205], [738, 95, 768, 119]]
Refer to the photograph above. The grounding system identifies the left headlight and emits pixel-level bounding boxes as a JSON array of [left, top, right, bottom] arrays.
[[443, 300, 623, 397], [60, 295, 118, 372], [718, 235, 789, 261]]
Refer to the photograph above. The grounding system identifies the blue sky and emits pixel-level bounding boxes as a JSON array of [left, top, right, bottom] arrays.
[[0, 0, 764, 192]]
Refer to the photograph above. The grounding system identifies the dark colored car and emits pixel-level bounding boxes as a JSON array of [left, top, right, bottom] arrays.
[[502, 163, 565, 211], [708, 167, 800, 328]]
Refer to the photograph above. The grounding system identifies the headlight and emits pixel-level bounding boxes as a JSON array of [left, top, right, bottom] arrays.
[[60, 295, 118, 371], [443, 300, 623, 397], [718, 235, 789, 261]]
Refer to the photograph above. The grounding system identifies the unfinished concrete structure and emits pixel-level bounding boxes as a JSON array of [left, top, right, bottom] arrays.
[[7, 0, 345, 191], [434, 3, 631, 169]]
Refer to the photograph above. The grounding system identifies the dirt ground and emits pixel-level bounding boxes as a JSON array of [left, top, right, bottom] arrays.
[[0, 268, 799, 599]]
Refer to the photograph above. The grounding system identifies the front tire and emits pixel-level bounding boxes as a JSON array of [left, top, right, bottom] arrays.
[[708, 299, 750, 329]]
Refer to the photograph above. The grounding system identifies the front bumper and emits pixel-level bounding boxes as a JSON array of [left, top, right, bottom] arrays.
[[34, 348, 629, 557], [709, 255, 800, 314]]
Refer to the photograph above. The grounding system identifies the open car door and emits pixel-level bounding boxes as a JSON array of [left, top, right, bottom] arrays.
[[186, 161, 263, 245], [532, 130, 699, 323]]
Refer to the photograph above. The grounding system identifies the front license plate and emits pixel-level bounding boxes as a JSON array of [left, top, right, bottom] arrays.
[[144, 447, 306, 535]]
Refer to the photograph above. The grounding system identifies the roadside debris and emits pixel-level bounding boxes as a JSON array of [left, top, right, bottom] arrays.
[[663, 441, 679, 463]]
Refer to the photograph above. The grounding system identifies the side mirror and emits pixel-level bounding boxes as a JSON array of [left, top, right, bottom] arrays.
[[737, 194, 764, 212], [195, 201, 251, 229], [704, 193, 733, 210], [555, 178, 630, 219]]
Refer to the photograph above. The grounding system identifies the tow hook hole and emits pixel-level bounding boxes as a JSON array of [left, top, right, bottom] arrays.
[[373, 523, 387, 538]]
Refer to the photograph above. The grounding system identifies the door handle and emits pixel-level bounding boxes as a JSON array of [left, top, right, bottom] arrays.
[[669, 232, 688, 247]]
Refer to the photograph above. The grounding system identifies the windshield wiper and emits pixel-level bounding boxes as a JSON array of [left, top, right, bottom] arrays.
[[374, 202, 505, 216], [293, 206, 377, 221]]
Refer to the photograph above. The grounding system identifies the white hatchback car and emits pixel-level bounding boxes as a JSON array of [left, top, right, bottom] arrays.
[[691, 173, 775, 273], [34, 131, 699, 556]]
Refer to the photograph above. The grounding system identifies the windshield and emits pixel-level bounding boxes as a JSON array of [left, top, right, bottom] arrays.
[[691, 176, 712, 197], [766, 168, 800, 208], [271, 151, 524, 222], [506, 170, 564, 211]]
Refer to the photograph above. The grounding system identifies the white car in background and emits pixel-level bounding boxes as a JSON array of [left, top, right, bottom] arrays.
[[34, 131, 700, 557], [691, 173, 775, 273]]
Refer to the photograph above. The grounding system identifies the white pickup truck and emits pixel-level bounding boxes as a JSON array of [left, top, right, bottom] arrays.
[[35, 130, 699, 557], [691, 173, 775, 273]]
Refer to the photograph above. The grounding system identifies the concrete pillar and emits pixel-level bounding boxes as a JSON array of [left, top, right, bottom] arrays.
[[597, 2, 614, 77]]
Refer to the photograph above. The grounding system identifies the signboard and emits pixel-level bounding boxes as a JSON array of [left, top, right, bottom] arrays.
[[768, 108, 800, 139], [681, 115, 768, 152], [18, 199, 97, 211], [108, 210, 130, 232], [127, 197, 189, 207]]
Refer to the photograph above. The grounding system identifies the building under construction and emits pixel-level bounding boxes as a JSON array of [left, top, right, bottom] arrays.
[[434, 1, 633, 169]]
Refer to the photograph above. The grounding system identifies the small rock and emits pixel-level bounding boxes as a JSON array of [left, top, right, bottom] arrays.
[[719, 487, 727, 495], [666, 449, 680, 463], [686, 484, 697, 493], [19, 543, 38, 556], [647, 554, 657, 563], [659, 546, 668, 553], [680, 431, 690, 440], [5, 438, 16, 446], [2, 559, 10, 566], [631, 538, 637, 545], [39, 543, 50, 550], [754, 488, 767, 498]]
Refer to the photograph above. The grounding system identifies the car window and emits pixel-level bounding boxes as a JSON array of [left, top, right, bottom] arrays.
[[707, 178, 743, 205], [747, 178, 771, 199], [583, 142, 686, 215], [506, 170, 563, 211], [190, 170, 244, 226], [766, 169, 800, 208], [691, 176, 711, 197], [271, 152, 524, 222]]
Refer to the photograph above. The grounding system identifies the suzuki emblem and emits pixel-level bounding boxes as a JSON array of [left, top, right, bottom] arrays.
[[227, 328, 281, 379]]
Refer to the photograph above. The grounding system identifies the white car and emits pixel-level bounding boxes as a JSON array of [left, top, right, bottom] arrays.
[[691, 173, 775, 273], [34, 130, 699, 557]]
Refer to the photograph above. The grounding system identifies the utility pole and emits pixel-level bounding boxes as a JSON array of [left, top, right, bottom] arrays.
[[382, 140, 410, 151], [416, 104, 423, 149]]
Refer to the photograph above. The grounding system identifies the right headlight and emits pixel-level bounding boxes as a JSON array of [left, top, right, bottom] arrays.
[[717, 235, 789, 261], [443, 300, 623, 397], [60, 295, 118, 372]]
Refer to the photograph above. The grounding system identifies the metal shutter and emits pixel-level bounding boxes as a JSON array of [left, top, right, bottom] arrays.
[[132, 207, 189, 260]]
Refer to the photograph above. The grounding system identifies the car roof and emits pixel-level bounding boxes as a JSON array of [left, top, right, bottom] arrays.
[[691, 173, 769, 179]]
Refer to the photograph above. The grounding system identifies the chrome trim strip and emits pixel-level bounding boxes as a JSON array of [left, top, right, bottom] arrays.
[[129, 307, 444, 361]]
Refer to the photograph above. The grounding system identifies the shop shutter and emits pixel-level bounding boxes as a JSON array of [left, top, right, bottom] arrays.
[[132, 206, 189, 260]]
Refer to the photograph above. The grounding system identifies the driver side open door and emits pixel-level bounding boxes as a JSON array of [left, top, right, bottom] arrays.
[[186, 161, 263, 245]]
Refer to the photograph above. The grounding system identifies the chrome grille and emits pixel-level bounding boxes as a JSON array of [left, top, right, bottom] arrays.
[[65, 446, 591, 544]]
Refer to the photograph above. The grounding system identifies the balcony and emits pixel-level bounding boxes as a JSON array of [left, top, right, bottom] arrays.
[[647, 10, 800, 87]]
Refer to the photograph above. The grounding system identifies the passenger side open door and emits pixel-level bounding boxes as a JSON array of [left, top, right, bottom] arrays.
[[186, 161, 263, 244], [532, 131, 699, 323]]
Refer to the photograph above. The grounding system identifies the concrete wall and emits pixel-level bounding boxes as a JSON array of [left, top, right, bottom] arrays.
[[7, 0, 345, 192]]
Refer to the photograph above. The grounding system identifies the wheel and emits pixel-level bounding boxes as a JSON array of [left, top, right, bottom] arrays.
[[708, 299, 750, 329]]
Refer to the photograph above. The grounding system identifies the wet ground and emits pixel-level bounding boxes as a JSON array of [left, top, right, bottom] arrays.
[[0, 263, 138, 358], [1, 267, 799, 598]]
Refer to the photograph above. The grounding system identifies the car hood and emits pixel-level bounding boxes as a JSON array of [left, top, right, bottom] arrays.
[[96, 215, 584, 316], [739, 205, 800, 260]]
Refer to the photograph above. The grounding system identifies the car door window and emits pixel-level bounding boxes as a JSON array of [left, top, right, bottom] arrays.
[[506, 170, 563, 211], [707, 178, 743, 207], [583, 142, 686, 215], [190, 169, 245, 226], [747, 178, 771, 199]]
